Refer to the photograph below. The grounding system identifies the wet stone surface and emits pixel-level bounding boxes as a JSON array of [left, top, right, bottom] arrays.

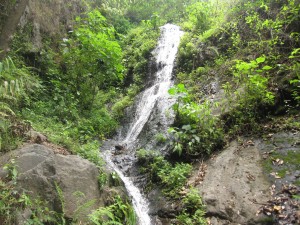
[[257, 131, 300, 224]]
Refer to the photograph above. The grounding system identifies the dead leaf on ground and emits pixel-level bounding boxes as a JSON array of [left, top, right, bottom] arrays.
[[187, 161, 207, 186], [262, 150, 275, 159], [246, 140, 255, 146], [258, 183, 300, 224], [270, 172, 281, 179], [246, 172, 255, 181], [273, 205, 282, 213], [272, 158, 284, 166]]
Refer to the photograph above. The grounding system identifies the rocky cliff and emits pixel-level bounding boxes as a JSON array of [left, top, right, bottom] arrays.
[[0, 0, 88, 58]]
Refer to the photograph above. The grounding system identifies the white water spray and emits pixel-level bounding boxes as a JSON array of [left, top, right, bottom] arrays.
[[102, 24, 183, 225], [124, 24, 183, 145]]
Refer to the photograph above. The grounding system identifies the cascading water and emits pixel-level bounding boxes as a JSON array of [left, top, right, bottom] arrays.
[[123, 24, 183, 148], [102, 24, 183, 225]]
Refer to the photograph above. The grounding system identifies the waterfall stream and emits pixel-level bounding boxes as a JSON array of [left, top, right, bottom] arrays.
[[102, 24, 183, 225]]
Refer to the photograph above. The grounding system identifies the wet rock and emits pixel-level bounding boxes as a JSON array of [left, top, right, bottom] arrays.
[[115, 144, 126, 151], [257, 131, 300, 224], [148, 187, 181, 224]]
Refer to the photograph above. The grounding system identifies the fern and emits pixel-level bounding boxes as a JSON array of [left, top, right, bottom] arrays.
[[0, 57, 41, 152], [89, 206, 116, 224], [104, 221, 123, 225], [88, 195, 136, 225], [0, 102, 15, 118], [207, 46, 219, 56]]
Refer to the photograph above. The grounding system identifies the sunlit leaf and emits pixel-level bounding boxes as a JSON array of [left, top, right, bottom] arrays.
[[256, 56, 266, 63], [262, 66, 272, 70]]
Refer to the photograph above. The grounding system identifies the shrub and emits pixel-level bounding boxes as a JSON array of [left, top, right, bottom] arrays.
[[176, 188, 207, 225], [222, 56, 275, 135], [136, 148, 160, 165], [157, 162, 192, 198], [168, 84, 224, 157], [155, 133, 167, 144], [0, 57, 40, 152], [138, 152, 192, 198]]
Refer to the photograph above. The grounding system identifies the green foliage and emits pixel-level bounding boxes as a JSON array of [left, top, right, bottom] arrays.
[[112, 96, 133, 119], [222, 56, 275, 134], [139, 153, 192, 198], [0, 57, 40, 152], [168, 84, 224, 157], [100, 3, 132, 35], [155, 133, 167, 144], [183, 2, 212, 34], [62, 9, 123, 110], [289, 49, 300, 106], [105, 0, 194, 24], [158, 162, 192, 198], [88, 195, 136, 225], [122, 25, 160, 87], [231, 56, 274, 105], [74, 142, 101, 166], [176, 0, 300, 138], [54, 182, 66, 225], [109, 171, 123, 187], [136, 148, 160, 165], [98, 171, 108, 189], [0, 57, 41, 110], [21, 109, 105, 167], [175, 188, 207, 225]]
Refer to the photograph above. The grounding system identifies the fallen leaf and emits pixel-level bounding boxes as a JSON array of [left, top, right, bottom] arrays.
[[273, 158, 284, 166], [273, 205, 282, 212], [246, 140, 255, 146], [278, 214, 287, 219], [270, 172, 281, 179]]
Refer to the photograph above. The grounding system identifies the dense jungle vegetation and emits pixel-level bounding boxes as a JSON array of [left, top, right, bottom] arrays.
[[0, 0, 299, 224]]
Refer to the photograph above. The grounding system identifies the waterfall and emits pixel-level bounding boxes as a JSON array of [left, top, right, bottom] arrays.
[[123, 24, 183, 148], [102, 24, 183, 225]]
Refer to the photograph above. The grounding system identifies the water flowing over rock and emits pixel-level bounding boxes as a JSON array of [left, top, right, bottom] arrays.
[[120, 24, 184, 151], [102, 24, 183, 225]]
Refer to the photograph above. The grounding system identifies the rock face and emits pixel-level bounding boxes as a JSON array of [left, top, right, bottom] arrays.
[[0, 144, 103, 222], [197, 139, 271, 224], [0, 0, 88, 58]]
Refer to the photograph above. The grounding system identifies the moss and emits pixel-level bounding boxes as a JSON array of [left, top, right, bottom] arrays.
[[283, 151, 300, 168], [262, 160, 273, 174], [277, 168, 288, 178], [257, 217, 276, 225], [293, 179, 300, 186], [262, 150, 300, 179]]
